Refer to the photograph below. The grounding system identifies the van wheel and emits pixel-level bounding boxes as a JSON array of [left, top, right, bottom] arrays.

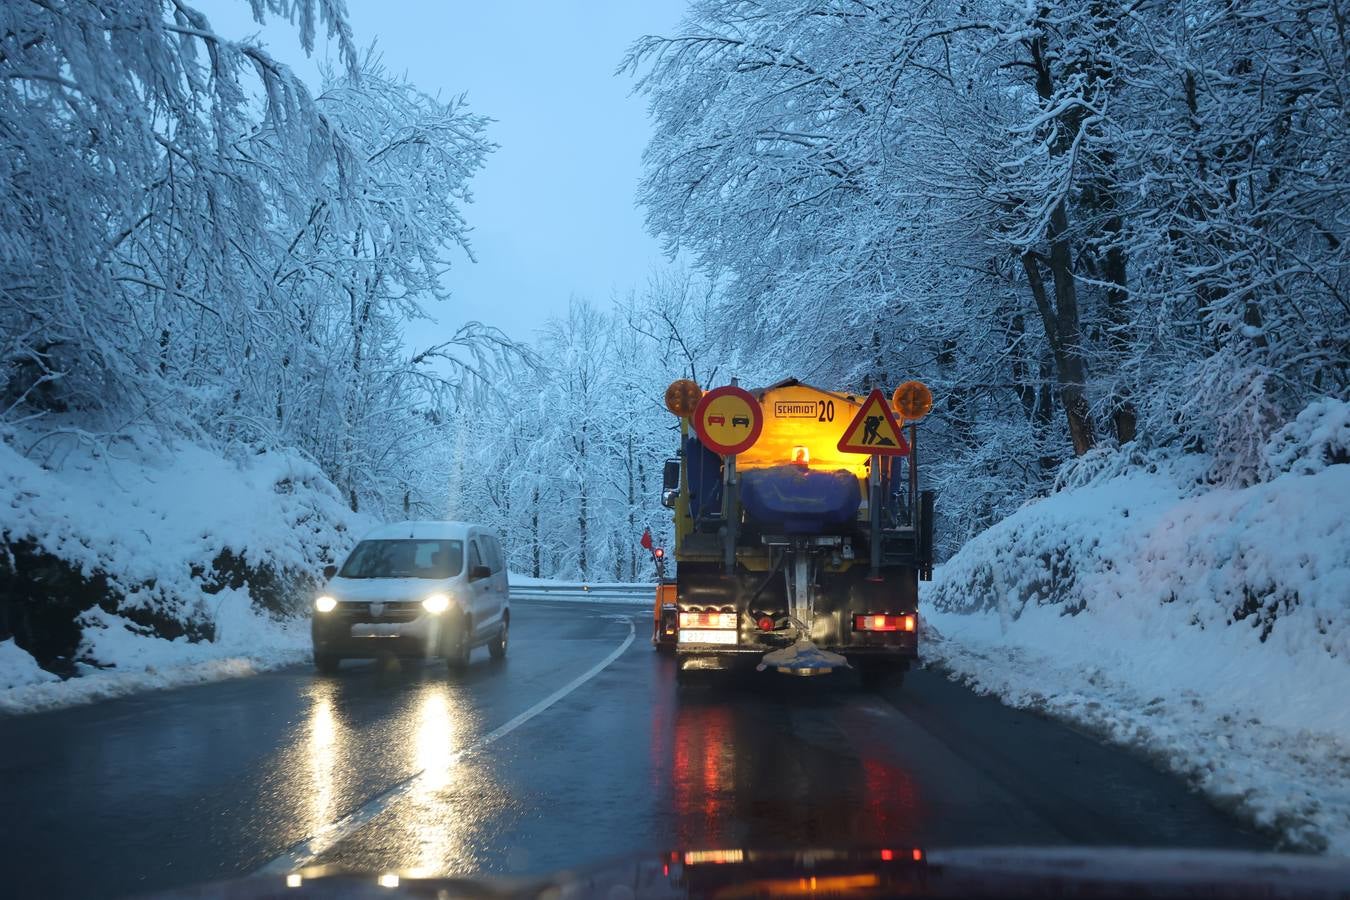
[[488, 616, 509, 660], [314, 653, 341, 675], [447, 618, 472, 672]]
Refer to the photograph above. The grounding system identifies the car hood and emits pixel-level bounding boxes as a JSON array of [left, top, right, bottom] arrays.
[[325, 577, 454, 604], [140, 846, 1350, 898]]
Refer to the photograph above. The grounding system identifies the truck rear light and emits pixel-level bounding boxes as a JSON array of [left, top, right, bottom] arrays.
[[853, 614, 916, 633], [679, 611, 736, 629], [756, 616, 775, 631]]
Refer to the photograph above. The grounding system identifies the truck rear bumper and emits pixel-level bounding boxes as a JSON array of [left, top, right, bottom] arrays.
[[676, 640, 916, 669]]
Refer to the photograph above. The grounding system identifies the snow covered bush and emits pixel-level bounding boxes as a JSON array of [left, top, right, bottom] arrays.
[[0, 429, 370, 678], [925, 411, 1350, 850], [1261, 398, 1350, 480], [931, 435, 1347, 650]]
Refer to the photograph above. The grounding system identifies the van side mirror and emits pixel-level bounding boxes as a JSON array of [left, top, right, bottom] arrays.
[[322, 564, 337, 580], [470, 565, 491, 581], [662, 458, 680, 492]]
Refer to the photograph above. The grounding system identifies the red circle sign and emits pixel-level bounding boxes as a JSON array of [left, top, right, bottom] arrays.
[[692, 385, 763, 456]]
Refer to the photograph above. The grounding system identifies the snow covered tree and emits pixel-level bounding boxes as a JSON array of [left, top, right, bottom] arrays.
[[624, 0, 1348, 532], [1, 3, 516, 518]]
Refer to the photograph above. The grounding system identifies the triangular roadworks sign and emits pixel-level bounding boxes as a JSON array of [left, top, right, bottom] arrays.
[[837, 389, 911, 455]]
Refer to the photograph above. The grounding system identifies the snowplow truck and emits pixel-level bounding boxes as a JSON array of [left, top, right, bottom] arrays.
[[659, 378, 936, 684]]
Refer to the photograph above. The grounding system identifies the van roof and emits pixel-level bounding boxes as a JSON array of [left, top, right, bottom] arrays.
[[361, 520, 483, 541]]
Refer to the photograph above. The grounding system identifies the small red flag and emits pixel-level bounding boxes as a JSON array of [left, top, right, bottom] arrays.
[[640, 528, 653, 550]]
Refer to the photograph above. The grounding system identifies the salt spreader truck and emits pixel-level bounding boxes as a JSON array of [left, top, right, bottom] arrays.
[[655, 378, 936, 684]]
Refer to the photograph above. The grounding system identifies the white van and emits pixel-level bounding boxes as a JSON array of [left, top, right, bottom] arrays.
[[311, 521, 510, 673]]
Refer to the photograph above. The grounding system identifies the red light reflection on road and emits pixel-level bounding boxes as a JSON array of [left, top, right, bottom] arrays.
[[861, 756, 919, 836], [672, 704, 735, 844]]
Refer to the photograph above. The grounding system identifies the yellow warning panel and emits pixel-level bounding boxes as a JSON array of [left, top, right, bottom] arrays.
[[737, 384, 868, 477], [837, 389, 910, 455]]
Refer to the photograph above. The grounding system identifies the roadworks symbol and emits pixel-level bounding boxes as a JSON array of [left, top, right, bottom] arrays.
[[837, 389, 910, 456]]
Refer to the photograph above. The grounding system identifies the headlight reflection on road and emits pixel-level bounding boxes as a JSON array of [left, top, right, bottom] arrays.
[[404, 685, 492, 876], [409, 688, 471, 871], [307, 685, 345, 836], [415, 691, 457, 792], [284, 677, 497, 878]]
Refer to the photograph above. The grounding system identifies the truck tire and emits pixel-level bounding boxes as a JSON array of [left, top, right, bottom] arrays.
[[314, 652, 341, 675]]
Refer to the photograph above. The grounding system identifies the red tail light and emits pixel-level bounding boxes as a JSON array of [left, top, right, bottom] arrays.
[[756, 616, 775, 631], [679, 611, 737, 629], [853, 614, 916, 633]]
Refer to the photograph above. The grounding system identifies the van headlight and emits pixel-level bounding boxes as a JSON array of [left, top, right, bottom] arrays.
[[315, 595, 337, 613], [422, 594, 450, 614]]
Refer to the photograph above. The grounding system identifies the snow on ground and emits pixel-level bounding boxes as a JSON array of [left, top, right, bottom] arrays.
[[1, 430, 367, 612], [0, 638, 59, 690], [0, 619, 309, 715], [507, 572, 577, 586], [922, 404, 1350, 854], [0, 429, 370, 714]]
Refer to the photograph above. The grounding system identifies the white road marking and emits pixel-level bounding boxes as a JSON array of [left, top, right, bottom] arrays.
[[258, 618, 636, 874]]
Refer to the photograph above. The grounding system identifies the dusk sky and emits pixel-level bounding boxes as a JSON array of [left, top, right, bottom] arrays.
[[197, 0, 686, 344]]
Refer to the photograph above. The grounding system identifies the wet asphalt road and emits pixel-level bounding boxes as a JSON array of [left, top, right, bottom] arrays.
[[0, 598, 1269, 898]]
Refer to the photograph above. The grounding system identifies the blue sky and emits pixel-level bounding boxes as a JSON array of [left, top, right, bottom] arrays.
[[196, 0, 686, 343]]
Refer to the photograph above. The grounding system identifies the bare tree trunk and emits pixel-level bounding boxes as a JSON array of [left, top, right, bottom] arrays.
[[577, 423, 588, 579], [1022, 249, 1094, 456], [1026, 30, 1097, 457], [1036, 355, 1059, 473], [1048, 204, 1095, 456], [1078, 173, 1134, 444], [626, 434, 637, 582], [531, 486, 540, 579], [1007, 312, 1037, 420]]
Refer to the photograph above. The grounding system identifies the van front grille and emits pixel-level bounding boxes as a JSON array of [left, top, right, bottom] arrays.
[[337, 601, 423, 623]]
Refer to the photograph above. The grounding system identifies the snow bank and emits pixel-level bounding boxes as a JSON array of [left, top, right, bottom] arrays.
[[2, 431, 366, 612], [0, 429, 371, 713], [0, 638, 59, 690], [0, 624, 309, 715], [924, 409, 1350, 853]]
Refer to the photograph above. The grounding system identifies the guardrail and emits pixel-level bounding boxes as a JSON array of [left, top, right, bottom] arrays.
[[509, 582, 655, 602]]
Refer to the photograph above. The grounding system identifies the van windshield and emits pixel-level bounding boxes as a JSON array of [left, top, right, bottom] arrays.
[[338, 539, 463, 579]]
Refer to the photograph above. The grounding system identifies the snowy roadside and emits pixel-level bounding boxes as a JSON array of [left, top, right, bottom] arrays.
[[0, 429, 365, 716], [0, 645, 308, 716], [922, 608, 1350, 854], [1, 600, 311, 716], [920, 407, 1350, 855]]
